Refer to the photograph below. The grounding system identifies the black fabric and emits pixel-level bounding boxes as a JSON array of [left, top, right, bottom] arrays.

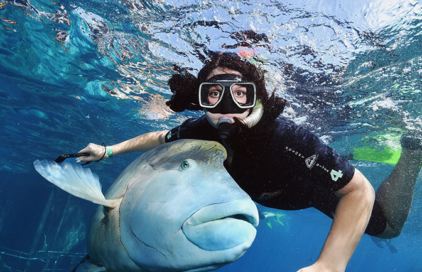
[[165, 115, 387, 236]]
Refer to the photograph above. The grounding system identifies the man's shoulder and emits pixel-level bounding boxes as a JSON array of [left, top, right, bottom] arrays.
[[181, 115, 208, 127], [166, 115, 215, 142], [271, 116, 315, 139]]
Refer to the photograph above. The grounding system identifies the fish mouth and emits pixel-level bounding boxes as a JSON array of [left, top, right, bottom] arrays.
[[182, 199, 259, 251]]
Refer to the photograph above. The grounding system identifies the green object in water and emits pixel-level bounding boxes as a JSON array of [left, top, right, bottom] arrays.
[[352, 147, 402, 165], [275, 216, 285, 226], [266, 219, 272, 229]]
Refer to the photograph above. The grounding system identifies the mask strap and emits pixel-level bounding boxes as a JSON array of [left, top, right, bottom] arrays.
[[241, 100, 263, 128]]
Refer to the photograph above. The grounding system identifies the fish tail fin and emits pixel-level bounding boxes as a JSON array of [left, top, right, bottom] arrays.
[[34, 160, 118, 208]]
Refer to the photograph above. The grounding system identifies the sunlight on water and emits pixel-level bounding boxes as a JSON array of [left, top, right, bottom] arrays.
[[3, 0, 421, 138]]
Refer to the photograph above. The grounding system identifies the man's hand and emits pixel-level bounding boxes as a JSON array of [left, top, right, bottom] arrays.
[[77, 143, 107, 163]]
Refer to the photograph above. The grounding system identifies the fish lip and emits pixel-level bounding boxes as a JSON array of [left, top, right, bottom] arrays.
[[183, 199, 259, 228]]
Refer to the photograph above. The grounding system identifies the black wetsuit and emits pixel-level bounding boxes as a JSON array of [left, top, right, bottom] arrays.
[[165, 115, 387, 236]]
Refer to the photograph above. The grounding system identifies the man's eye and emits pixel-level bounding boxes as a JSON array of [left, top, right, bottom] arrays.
[[234, 91, 246, 97], [209, 91, 220, 97]]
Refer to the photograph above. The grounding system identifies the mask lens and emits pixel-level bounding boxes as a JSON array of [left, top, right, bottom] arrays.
[[230, 83, 256, 108], [199, 83, 224, 107]]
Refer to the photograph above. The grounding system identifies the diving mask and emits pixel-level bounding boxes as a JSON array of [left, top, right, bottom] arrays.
[[199, 74, 256, 114]]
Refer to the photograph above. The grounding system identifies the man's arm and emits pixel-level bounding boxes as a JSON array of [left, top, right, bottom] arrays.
[[298, 169, 375, 272], [77, 131, 168, 162], [110, 130, 168, 155]]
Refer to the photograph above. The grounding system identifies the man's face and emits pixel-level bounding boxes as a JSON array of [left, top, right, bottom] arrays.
[[204, 67, 250, 128]]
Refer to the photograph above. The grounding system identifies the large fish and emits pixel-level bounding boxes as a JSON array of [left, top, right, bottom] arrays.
[[34, 140, 259, 272]]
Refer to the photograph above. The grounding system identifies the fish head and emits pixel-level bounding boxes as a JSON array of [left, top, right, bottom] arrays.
[[119, 139, 259, 272]]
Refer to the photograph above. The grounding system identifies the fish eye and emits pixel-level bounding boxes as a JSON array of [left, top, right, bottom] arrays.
[[179, 159, 196, 171], [181, 160, 190, 169]]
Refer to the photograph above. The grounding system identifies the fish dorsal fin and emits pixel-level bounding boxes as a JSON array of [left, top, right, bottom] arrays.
[[34, 160, 119, 209]]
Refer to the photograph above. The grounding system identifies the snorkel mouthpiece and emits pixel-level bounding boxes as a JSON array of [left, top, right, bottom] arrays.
[[216, 99, 264, 140], [217, 117, 237, 140], [241, 100, 263, 128]]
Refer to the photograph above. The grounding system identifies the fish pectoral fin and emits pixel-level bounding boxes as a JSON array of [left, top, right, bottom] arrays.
[[34, 160, 116, 208]]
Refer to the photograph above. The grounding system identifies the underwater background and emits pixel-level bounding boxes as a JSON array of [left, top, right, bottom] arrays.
[[1, 0, 422, 271]]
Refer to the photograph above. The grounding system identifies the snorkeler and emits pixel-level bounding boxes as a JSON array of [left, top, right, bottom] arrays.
[[77, 52, 422, 272]]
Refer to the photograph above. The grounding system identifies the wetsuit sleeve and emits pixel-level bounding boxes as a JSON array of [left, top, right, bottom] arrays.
[[165, 118, 196, 143], [277, 121, 355, 192]]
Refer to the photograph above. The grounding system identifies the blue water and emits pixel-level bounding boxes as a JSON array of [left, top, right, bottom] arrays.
[[1, 0, 422, 271]]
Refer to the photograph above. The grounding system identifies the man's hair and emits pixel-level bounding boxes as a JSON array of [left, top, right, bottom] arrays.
[[166, 52, 286, 121]]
